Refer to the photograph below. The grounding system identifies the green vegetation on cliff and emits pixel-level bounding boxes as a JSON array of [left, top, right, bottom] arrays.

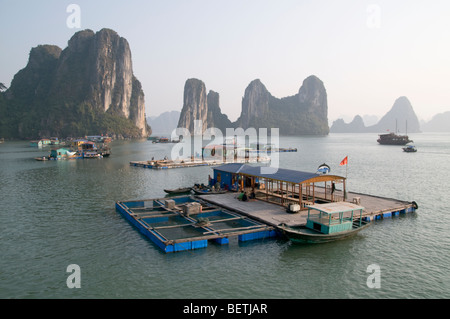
[[0, 29, 149, 140]]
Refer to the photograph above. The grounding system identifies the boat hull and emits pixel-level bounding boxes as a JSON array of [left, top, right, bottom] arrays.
[[164, 188, 192, 194], [377, 133, 412, 145], [279, 221, 371, 244], [192, 188, 227, 195]]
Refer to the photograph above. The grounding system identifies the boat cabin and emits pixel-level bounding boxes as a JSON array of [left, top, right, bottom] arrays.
[[80, 141, 97, 150], [211, 163, 347, 210], [158, 137, 170, 143], [305, 202, 365, 234], [71, 139, 87, 148]]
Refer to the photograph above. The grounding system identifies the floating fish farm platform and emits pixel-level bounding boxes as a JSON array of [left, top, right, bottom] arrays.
[[197, 191, 417, 228], [129, 157, 271, 170], [115, 195, 277, 253], [250, 147, 298, 154], [116, 163, 418, 252], [116, 190, 416, 253]]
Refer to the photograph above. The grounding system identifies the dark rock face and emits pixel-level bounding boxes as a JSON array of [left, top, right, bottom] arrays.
[[235, 75, 329, 135], [177, 75, 330, 136], [177, 79, 233, 135], [177, 78, 208, 135], [237, 79, 270, 129], [1, 28, 149, 139], [206, 90, 233, 133]]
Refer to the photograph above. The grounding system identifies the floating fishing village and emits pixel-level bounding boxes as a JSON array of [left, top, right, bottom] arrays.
[[115, 137, 419, 253], [32, 136, 112, 161], [131, 139, 297, 169]]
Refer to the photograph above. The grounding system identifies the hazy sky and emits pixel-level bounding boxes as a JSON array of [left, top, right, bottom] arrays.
[[1, 0, 449, 123]]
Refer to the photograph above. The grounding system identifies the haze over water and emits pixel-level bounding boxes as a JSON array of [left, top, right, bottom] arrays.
[[1, 133, 449, 298]]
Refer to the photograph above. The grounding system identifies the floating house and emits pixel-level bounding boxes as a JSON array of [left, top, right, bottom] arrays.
[[50, 148, 72, 159], [30, 139, 52, 147], [71, 139, 88, 148], [202, 144, 251, 162], [211, 163, 347, 210], [147, 136, 160, 142], [69, 139, 110, 157], [86, 135, 111, 143]]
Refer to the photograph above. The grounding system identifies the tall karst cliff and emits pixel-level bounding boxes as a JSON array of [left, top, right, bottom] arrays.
[[177, 75, 329, 135], [177, 79, 208, 135], [177, 78, 232, 135], [206, 90, 233, 133], [236, 75, 329, 135], [0, 28, 149, 139]]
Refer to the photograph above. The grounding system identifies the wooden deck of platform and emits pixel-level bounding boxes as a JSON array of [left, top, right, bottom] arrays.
[[198, 193, 307, 227], [130, 156, 271, 169], [197, 191, 416, 228]]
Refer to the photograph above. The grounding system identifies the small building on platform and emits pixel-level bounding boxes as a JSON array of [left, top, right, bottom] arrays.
[[211, 163, 347, 210], [50, 148, 71, 159]]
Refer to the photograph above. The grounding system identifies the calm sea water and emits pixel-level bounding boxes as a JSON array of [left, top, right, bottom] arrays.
[[1, 133, 449, 299]]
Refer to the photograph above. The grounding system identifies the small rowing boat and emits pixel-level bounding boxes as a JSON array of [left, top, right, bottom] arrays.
[[192, 186, 227, 195], [163, 187, 192, 194]]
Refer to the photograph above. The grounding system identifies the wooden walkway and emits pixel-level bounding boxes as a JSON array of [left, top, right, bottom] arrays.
[[197, 191, 416, 228]]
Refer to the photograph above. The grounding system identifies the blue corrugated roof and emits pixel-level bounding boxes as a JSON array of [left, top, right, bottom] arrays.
[[213, 164, 323, 184]]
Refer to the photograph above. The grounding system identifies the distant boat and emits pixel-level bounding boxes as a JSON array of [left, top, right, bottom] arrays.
[[402, 144, 417, 153], [377, 120, 413, 145], [377, 132, 412, 145], [163, 187, 192, 194], [278, 202, 371, 244]]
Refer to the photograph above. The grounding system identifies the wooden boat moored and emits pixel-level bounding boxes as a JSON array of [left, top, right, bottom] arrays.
[[278, 202, 371, 244], [192, 186, 227, 195], [164, 187, 192, 194]]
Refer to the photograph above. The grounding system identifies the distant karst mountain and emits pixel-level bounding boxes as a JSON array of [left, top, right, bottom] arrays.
[[147, 110, 180, 135], [421, 111, 450, 132], [330, 115, 367, 133], [330, 96, 421, 134], [0, 28, 150, 139], [177, 76, 329, 135]]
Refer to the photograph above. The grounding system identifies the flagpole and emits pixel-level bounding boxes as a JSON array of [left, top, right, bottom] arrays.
[[339, 155, 348, 200], [346, 156, 348, 180], [346, 156, 348, 200]]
